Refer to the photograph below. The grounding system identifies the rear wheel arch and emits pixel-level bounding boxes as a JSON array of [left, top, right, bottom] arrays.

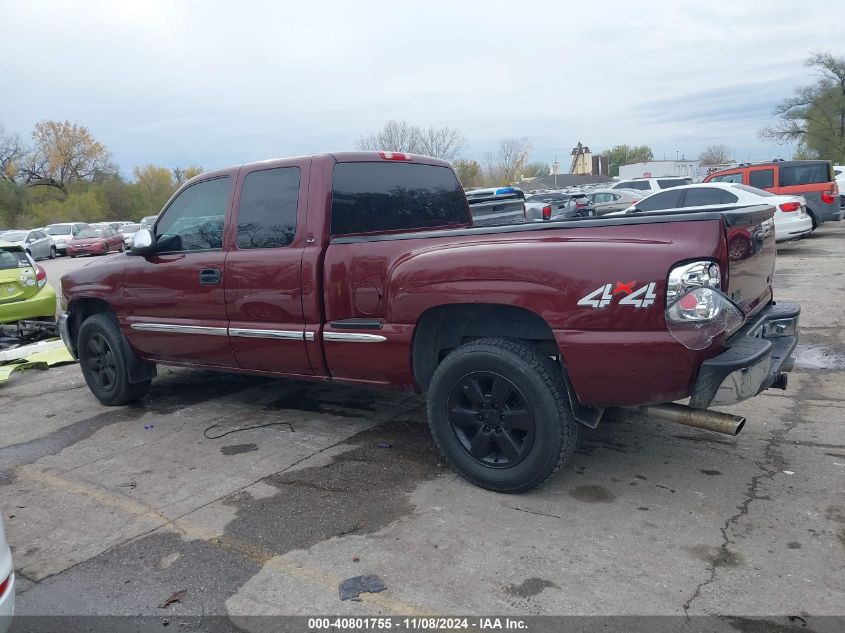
[[411, 303, 560, 393]]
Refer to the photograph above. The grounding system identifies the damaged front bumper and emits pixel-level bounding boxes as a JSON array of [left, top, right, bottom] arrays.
[[689, 301, 800, 409], [58, 311, 77, 360]]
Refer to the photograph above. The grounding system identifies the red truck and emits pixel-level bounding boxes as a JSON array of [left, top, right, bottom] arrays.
[[59, 152, 799, 492]]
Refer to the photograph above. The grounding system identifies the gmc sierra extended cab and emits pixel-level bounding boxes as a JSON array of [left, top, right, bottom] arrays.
[[59, 151, 799, 492]]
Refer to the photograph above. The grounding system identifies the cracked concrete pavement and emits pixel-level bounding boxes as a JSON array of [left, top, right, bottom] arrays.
[[1, 224, 843, 628]]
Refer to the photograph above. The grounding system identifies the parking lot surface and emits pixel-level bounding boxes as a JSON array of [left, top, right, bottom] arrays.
[[3, 228, 845, 626]]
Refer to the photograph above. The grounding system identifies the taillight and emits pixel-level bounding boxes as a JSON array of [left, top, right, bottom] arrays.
[[822, 191, 836, 204], [378, 151, 413, 161], [779, 202, 800, 212], [542, 204, 551, 220], [0, 572, 10, 597], [666, 260, 721, 305], [575, 199, 586, 208], [36, 264, 47, 288]]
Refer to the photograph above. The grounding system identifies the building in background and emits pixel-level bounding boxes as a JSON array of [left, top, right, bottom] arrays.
[[570, 142, 592, 175], [619, 159, 704, 181]]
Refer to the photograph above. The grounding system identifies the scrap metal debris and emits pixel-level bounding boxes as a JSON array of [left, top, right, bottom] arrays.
[[339, 574, 386, 601], [0, 338, 75, 383], [158, 589, 187, 609]]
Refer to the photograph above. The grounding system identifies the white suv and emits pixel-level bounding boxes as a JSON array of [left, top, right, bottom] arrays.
[[611, 177, 691, 193]]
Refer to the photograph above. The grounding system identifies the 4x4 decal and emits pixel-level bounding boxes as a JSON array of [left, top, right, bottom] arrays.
[[577, 281, 657, 308]]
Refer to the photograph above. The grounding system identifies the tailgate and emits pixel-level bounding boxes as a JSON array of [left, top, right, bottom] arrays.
[[0, 249, 38, 304], [723, 205, 776, 317]]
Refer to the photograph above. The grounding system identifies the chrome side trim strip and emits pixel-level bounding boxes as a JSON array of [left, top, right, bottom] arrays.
[[323, 332, 387, 343], [230, 328, 303, 340], [130, 323, 228, 336], [304, 331, 316, 341]]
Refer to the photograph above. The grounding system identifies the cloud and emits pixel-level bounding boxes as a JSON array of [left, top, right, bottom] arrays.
[[0, 0, 839, 172]]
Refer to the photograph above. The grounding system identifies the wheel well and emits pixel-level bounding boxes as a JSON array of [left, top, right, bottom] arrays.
[[412, 303, 558, 393], [67, 298, 114, 352]]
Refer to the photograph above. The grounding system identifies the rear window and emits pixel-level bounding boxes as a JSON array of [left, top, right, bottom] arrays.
[[1, 231, 26, 241], [657, 178, 691, 189], [616, 181, 650, 190], [682, 187, 738, 207], [46, 225, 72, 235], [779, 163, 832, 186], [77, 229, 104, 238], [733, 184, 775, 197], [0, 249, 30, 270], [331, 162, 468, 235]]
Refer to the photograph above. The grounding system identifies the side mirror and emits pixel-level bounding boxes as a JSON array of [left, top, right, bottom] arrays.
[[129, 228, 155, 255]]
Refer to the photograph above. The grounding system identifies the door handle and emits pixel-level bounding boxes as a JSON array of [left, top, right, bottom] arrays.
[[199, 268, 221, 285]]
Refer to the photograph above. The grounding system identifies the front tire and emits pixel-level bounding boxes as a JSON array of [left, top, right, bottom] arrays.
[[78, 313, 151, 405], [49, 246, 56, 259], [427, 338, 577, 493]]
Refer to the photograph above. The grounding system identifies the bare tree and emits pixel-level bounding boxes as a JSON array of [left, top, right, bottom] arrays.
[[699, 144, 732, 165], [357, 120, 422, 154], [416, 125, 466, 162], [357, 120, 466, 161], [483, 138, 533, 186], [0, 124, 25, 181]]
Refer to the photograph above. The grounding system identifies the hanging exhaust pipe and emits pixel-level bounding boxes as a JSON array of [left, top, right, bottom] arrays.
[[641, 402, 746, 436]]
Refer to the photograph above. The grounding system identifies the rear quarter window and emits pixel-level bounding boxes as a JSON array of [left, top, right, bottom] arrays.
[[779, 163, 832, 186], [331, 162, 468, 235], [616, 181, 650, 190]]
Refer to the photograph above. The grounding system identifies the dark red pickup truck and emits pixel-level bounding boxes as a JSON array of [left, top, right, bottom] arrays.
[[59, 152, 800, 492]]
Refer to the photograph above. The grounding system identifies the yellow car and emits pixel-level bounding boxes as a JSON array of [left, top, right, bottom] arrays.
[[0, 239, 57, 326]]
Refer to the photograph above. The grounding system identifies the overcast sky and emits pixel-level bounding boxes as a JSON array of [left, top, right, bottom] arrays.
[[2, 0, 841, 175]]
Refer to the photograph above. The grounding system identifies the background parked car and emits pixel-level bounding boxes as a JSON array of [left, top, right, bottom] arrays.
[[524, 192, 580, 221], [610, 176, 691, 193], [465, 186, 526, 226], [66, 227, 126, 257], [583, 188, 644, 216], [139, 215, 158, 229], [0, 229, 56, 260], [45, 222, 89, 255], [617, 182, 812, 243], [0, 240, 56, 326], [119, 223, 141, 248], [704, 160, 841, 228], [0, 514, 12, 632]]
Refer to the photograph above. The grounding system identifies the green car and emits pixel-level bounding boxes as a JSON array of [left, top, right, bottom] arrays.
[[0, 239, 57, 325]]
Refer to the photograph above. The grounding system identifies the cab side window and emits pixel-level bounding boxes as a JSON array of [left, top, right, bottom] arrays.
[[156, 177, 230, 252], [236, 167, 300, 249]]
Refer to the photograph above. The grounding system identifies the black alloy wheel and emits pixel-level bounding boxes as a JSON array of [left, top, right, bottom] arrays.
[[85, 332, 118, 392], [447, 372, 535, 468]]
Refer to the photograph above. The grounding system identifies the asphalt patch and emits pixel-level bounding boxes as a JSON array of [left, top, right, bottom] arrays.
[[221, 419, 441, 559]]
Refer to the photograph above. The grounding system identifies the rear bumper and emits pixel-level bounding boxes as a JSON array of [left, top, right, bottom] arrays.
[[689, 301, 800, 409], [0, 284, 57, 325]]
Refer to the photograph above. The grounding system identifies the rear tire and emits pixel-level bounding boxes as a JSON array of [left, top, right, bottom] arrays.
[[77, 313, 151, 405], [49, 246, 56, 259], [426, 337, 577, 493]]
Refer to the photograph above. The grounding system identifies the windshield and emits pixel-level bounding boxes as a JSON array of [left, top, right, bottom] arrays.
[[1, 231, 27, 241], [76, 229, 104, 238], [46, 225, 73, 235]]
